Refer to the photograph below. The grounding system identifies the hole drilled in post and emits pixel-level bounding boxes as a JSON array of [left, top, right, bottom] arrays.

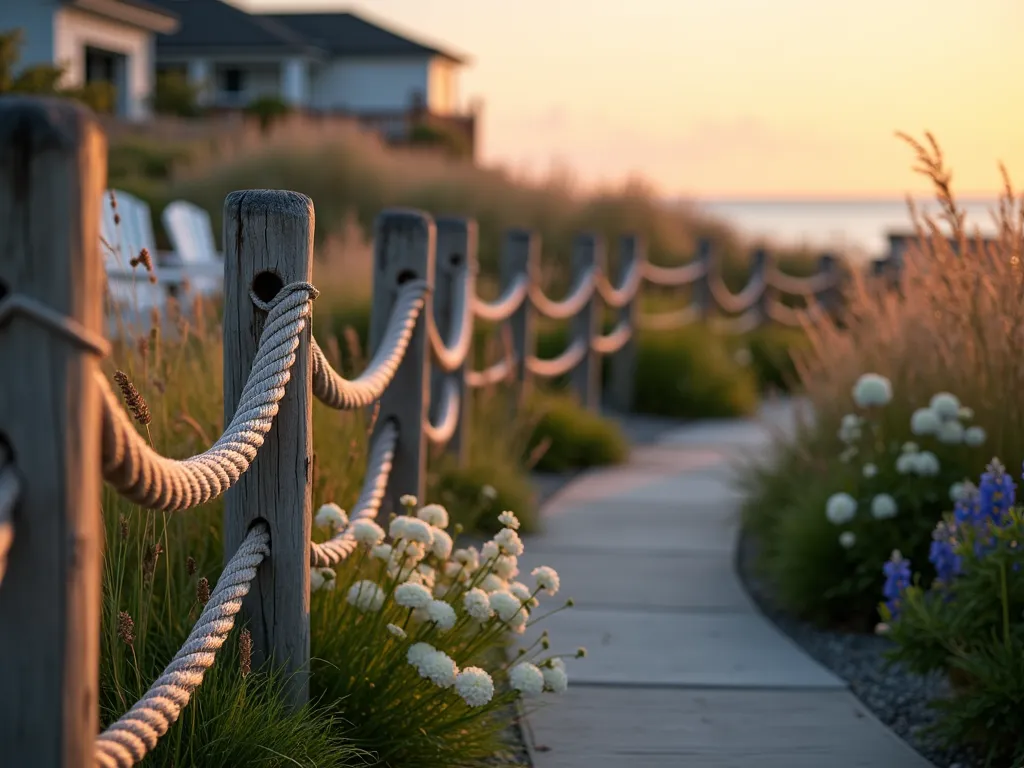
[[396, 269, 418, 285], [252, 271, 284, 305], [449, 253, 463, 268], [0, 279, 8, 303], [0, 432, 14, 464]]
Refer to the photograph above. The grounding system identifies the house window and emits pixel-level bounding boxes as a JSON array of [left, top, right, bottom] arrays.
[[223, 68, 245, 93]]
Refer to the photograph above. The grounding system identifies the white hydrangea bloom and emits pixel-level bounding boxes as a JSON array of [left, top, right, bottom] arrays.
[[400, 494, 418, 508], [870, 494, 898, 520], [427, 599, 458, 631], [387, 623, 407, 639], [314, 503, 348, 532], [455, 667, 494, 706], [852, 373, 893, 408], [913, 451, 941, 476], [371, 543, 393, 562], [481, 484, 498, 501], [391, 516, 434, 545], [494, 554, 519, 580], [494, 528, 525, 556], [395, 582, 433, 609], [489, 590, 527, 630], [838, 414, 863, 444], [463, 588, 494, 621], [407, 642, 435, 668], [509, 580, 539, 608], [825, 492, 857, 525], [498, 510, 520, 529], [409, 564, 436, 588], [937, 420, 964, 445], [444, 561, 468, 579], [430, 529, 453, 561], [896, 453, 917, 475], [910, 408, 941, 436], [310, 568, 327, 592], [347, 580, 385, 612], [949, 482, 967, 502], [350, 519, 386, 547], [390, 515, 410, 540], [454, 547, 480, 570], [411, 606, 431, 623], [542, 664, 569, 694], [839, 531, 856, 549], [418, 649, 459, 688], [393, 539, 427, 563], [480, 573, 507, 593], [321, 574, 336, 592], [531, 566, 560, 596], [416, 503, 450, 529], [862, 463, 878, 479], [964, 426, 986, 447], [481, 541, 500, 561], [509, 663, 545, 696], [930, 392, 961, 419]]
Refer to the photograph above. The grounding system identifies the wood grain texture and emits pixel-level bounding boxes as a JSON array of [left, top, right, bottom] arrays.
[[569, 233, 603, 411], [609, 235, 642, 413], [0, 97, 105, 767], [369, 209, 435, 515], [501, 229, 537, 407], [222, 189, 313, 709]]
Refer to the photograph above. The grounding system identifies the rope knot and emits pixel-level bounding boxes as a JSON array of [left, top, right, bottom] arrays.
[[249, 281, 320, 312]]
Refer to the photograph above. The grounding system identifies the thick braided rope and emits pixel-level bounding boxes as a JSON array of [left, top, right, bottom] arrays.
[[595, 261, 643, 309], [427, 279, 474, 373], [466, 357, 513, 389], [424, 377, 461, 446], [590, 320, 633, 355], [94, 524, 270, 768], [641, 259, 708, 288], [311, 419, 397, 566], [473, 275, 528, 322], [528, 267, 598, 321], [311, 281, 428, 410], [766, 267, 837, 296], [100, 283, 316, 511], [526, 337, 588, 379], [707, 271, 767, 315]]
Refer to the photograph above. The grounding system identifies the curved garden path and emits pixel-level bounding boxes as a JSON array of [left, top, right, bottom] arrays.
[[519, 402, 935, 768]]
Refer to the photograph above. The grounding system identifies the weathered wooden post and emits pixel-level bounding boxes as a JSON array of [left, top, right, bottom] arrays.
[[693, 237, 714, 320], [609, 234, 643, 413], [815, 251, 841, 319], [370, 209, 435, 513], [570, 233, 603, 411], [432, 216, 475, 466], [223, 189, 314, 709], [750, 247, 771, 326], [501, 229, 538, 408], [0, 97, 106, 766]]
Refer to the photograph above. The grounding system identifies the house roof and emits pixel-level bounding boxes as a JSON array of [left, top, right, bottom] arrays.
[[65, 0, 180, 34], [149, 0, 467, 63]]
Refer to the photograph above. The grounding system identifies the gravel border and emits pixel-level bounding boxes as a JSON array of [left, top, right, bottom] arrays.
[[736, 528, 982, 768]]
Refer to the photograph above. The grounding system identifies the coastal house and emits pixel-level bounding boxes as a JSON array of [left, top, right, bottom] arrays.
[[0, 0, 180, 120], [149, 0, 477, 154]]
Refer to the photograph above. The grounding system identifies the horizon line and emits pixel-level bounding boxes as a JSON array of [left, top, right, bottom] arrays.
[[674, 192, 1003, 204]]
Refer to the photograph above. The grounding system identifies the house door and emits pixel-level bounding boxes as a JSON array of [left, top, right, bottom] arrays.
[[84, 46, 127, 116]]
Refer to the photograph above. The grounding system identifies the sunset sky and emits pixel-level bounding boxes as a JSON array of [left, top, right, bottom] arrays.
[[246, 0, 1023, 199]]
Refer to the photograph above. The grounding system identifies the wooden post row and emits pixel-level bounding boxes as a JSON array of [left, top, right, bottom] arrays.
[[693, 237, 714, 321], [501, 229, 538, 408], [370, 209, 435, 515], [432, 217, 475, 465], [570, 234, 602, 412], [223, 189, 314, 710], [0, 98, 105, 765], [609, 235, 643, 413], [750, 247, 771, 322]]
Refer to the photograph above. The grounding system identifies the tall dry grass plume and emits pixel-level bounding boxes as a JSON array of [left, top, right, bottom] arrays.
[[796, 132, 1024, 464]]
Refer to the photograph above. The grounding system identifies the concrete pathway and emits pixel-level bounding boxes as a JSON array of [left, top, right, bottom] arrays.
[[519, 401, 935, 768]]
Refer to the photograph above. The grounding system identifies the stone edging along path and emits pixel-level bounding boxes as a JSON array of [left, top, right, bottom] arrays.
[[517, 405, 936, 768]]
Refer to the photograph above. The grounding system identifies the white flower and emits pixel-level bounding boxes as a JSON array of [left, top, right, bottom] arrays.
[[964, 426, 986, 447], [498, 510, 520, 529], [839, 531, 856, 549], [509, 663, 545, 696], [958, 406, 974, 420], [350, 519, 386, 547], [481, 484, 498, 501], [418, 650, 458, 688], [387, 623, 407, 639], [949, 482, 967, 502], [896, 453, 917, 475], [411, 606, 431, 622], [347, 580, 385, 612], [862, 463, 878, 479], [454, 547, 480, 570], [480, 573, 507, 592], [321, 575, 336, 592], [490, 590, 526, 623], [913, 451, 941, 476], [392, 539, 427, 565], [852, 373, 893, 407], [838, 414, 863, 444], [417, 503, 450, 529], [509, 580, 539, 609], [825, 492, 857, 525], [430, 529, 453, 561], [494, 528, 524, 556], [407, 642, 435, 668], [395, 582, 433, 609], [427, 599, 458, 631], [455, 667, 495, 707], [871, 494, 898, 520], [391, 516, 434, 545], [314, 503, 348, 532], [910, 408, 941, 436], [371, 543, 393, 561], [410, 564, 436, 588], [930, 392, 961, 419], [463, 588, 494, 621], [542, 664, 569, 694], [937, 420, 964, 445], [481, 541, 500, 561], [444, 561, 469, 580], [310, 568, 334, 592], [400, 494, 418, 508], [531, 566, 560, 596], [494, 554, 519, 580]]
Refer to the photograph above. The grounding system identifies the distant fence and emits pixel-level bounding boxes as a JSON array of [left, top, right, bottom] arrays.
[[0, 97, 845, 767]]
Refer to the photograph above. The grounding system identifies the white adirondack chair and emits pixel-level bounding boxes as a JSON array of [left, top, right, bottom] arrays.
[[101, 189, 166, 317], [161, 200, 223, 296]]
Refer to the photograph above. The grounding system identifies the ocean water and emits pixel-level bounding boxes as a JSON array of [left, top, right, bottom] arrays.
[[689, 198, 1001, 260]]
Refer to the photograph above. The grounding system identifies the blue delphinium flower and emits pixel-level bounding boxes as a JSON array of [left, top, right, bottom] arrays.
[[882, 550, 912, 619], [928, 516, 961, 586], [977, 458, 1015, 526]]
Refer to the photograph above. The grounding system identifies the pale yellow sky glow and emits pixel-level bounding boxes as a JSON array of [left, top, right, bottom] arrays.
[[246, 0, 1023, 198]]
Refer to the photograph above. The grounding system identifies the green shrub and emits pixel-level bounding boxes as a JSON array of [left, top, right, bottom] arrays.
[[735, 325, 808, 393], [632, 327, 759, 419], [153, 70, 203, 117], [882, 466, 1024, 766], [430, 455, 536, 535], [526, 391, 628, 473], [245, 95, 291, 132], [408, 121, 472, 160]]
